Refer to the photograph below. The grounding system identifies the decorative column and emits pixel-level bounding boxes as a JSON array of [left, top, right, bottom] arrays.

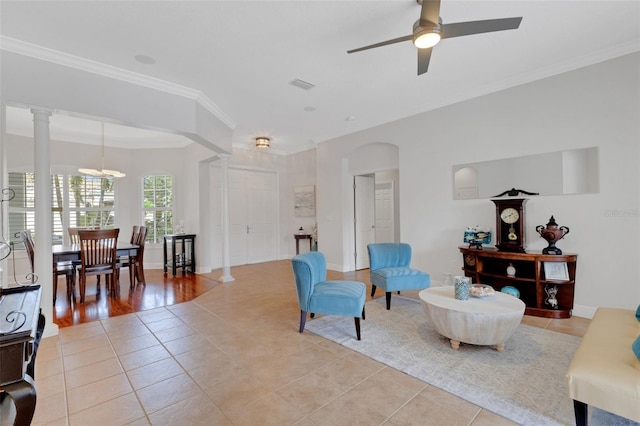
[[31, 108, 57, 337], [218, 154, 234, 282]]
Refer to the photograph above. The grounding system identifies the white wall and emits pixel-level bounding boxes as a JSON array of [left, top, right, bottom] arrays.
[[316, 52, 640, 316], [287, 149, 317, 254]]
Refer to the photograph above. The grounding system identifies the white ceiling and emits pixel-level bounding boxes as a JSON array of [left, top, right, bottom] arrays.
[[1, 1, 639, 154]]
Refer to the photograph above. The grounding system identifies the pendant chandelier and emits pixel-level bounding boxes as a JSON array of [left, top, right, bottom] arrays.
[[78, 122, 126, 178]]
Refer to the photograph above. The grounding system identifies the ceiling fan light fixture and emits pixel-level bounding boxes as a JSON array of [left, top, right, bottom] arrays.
[[414, 31, 441, 49], [413, 20, 441, 49], [255, 136, 271, 148]]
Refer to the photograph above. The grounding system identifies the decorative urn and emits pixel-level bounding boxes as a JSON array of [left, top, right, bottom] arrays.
[[536, 216, 570, 255]]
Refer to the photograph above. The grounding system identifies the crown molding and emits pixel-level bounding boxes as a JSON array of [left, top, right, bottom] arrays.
[[0, 36, 237, 130]]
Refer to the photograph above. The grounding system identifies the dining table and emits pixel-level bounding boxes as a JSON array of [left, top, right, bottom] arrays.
[[52, 242, 139, 294]]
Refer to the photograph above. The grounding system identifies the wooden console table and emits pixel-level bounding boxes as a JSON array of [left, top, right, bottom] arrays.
[[0, 285, 44, 426], [294, 234, 313, 255], [163, 234, 196, 276], [459, 246, 577, 319]]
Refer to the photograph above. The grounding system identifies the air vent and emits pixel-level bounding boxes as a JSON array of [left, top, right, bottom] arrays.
[[289, 78, 316, 91]]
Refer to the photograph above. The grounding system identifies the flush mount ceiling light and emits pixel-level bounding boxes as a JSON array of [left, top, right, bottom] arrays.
[[255, 137, 271, 149], [78, 122, 126, 178]]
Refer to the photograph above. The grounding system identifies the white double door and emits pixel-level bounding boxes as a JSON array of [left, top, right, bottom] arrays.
[[211, 167, 278, 267]]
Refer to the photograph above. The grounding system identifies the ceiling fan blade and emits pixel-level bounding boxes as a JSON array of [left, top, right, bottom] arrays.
[[347, 35, 413, 54], [420, 0, 441, 24], [417, 47, 433, 75], [441, 17, 522, 39]]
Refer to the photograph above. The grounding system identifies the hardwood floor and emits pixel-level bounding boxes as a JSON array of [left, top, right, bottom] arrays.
[[53, 269, 221, 327]]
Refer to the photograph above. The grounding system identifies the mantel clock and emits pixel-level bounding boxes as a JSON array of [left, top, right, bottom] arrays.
[[492, 198, 527, 252]]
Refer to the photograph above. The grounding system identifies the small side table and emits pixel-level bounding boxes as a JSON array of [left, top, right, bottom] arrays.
[[294, 234, 313, 255], [163, 234, 196, 276]]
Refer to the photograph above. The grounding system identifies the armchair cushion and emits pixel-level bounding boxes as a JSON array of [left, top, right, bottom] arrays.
[[309, 280, 366, 317], [370, 267, 431, 292]]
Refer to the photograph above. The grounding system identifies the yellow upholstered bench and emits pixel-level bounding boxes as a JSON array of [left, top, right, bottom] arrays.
[[566, 308, 640, 425]]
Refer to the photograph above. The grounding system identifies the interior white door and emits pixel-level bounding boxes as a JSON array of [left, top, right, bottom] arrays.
[[210, 167, 278, 268], [245, 170, 277, 264], [375, 181, 395, 243], [228, 169, 249, 266], [210, 166, 224, 269], [354, 175, 375, 270]]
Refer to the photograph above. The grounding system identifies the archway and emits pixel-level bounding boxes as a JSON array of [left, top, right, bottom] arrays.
[[345, 142, 399, 271]]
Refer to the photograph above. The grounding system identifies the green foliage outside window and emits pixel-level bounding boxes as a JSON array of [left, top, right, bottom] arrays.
[[143, 175, 174, 244], [8, 172, 115, 246]]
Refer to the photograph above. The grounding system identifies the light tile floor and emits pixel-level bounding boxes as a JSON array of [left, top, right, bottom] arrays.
[[23, 261, 589, 425]]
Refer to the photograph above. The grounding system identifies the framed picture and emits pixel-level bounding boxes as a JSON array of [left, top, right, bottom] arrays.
[[294, 185, 315, 217], [544, 262, 569, 281]]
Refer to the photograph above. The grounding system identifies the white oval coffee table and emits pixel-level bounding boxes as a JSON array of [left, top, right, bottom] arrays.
[[419, 286, 525, 351]]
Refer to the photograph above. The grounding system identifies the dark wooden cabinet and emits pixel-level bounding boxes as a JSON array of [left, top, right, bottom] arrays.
[[0, 285, 44, 425], [459, 246, 577, 318]]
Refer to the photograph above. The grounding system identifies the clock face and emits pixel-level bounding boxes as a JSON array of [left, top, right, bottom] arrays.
[[500, 208, 520, 224], [464, 254, 476, 267]]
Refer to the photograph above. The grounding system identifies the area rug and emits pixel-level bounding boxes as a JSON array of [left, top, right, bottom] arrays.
[[305, 295, 637, 426]]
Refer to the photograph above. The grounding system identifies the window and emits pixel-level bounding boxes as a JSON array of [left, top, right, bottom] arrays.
[[8, 172, 116, 247], [8, 172, 35, 246], [143, 175, 174, 244], [68, 175, 115, 229]]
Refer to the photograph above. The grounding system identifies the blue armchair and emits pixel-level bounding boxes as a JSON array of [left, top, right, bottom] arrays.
[[291, 252, 366, 340], [367, 243, 431, 310]]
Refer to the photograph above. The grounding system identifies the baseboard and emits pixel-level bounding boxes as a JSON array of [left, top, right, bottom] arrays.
[[572, 304, 597, 319]]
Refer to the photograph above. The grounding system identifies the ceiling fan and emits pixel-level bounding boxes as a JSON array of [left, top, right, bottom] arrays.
[[347, 0, 522, 75]]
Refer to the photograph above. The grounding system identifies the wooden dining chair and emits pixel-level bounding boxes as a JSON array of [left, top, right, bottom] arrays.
[[69, 226, 101, 287], [132, 226, 147, 286], [18, 229, 76, 304], [77, 228, 120, 303], [118, 225, 147, 287], [68, 226, 99, 244]]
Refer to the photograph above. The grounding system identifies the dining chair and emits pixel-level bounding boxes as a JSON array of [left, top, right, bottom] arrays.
[[117, 226, 138, 282], [119, 225, 147, 287], [69, 226, 102, 288], [132, 226, 148, 286], [68, 226, 99, 244], [18, 229, 76, 304], [77, 228, 120, 303]]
